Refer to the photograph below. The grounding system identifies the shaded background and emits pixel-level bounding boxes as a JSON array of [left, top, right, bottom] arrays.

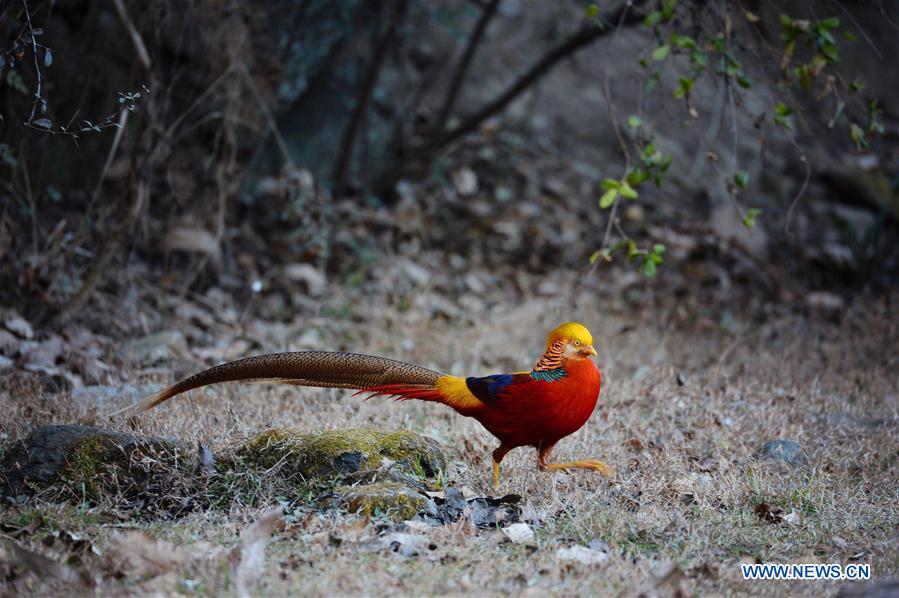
[[0, 0, 897, 332]]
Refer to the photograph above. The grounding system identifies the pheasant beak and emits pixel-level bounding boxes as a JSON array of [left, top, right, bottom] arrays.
[[580, 345, 597, 357]]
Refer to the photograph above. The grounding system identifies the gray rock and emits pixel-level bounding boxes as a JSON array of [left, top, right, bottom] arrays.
[[122, 330, 189, 365], [72, 383, 163, 409], [0, 424, 188, 504], [826, 412, 896, 430], [760, 439, 808, 465]]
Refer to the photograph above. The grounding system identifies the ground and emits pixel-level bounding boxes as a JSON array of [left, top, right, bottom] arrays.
[[1, 273, 897, 596]]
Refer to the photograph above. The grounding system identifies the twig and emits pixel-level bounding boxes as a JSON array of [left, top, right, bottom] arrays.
[[21, 0, 43, 125], [784, 144, 810, 234], [56, 181, 148, 323], [86, 108, 129, 213], [163, 65, 235, 140], [333, 0, 408, 197], [436, 0, 501, 130], [109, 0, 151, 72], [239, 65, 295, 169]]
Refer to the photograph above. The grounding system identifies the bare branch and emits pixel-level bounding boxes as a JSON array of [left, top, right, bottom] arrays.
[[436, 0, 501, 129], [333, 0, 408, 197], [109, 0, 151, 73], [429, 1, 646, 152]]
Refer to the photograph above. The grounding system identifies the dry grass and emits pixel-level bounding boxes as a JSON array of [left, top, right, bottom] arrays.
[[2, 282, 897, 596]]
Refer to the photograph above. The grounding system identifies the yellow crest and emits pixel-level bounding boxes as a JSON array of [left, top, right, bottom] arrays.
[[545, 322, 593, 349]]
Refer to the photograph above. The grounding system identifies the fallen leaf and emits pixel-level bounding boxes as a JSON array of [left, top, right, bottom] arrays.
[[754, 502, 784, 524], [4, 538, 83, 584], [698, 457, 718, 472], [0, 515, 43, 538], [107, 532, 191, 578], [783, 509, 802, 526], [233, 506, 284, 596], [163, 226, 219, 256], [196, 441, 216, 477]]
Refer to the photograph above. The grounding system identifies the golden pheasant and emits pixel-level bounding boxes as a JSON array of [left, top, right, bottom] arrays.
[[114, 322, 613, 486]]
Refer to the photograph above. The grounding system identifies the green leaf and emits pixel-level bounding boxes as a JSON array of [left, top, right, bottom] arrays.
[[691, 51, 709, 68], [827, 101, 845, 128], [585, 4, 599, 18], [652, 44, 670, 61], [600, 178, 620, 191], [674, 76, 694, 99], [626, 240, 639, 258], [627, 115, 643, 129], [849, 122, 868, 149], [670, 33, 696, 49], [819, 17, 839, 29], [774, 101, 794, 130], [842, 31, 856, 41], [627, 168, 650, 186], [641, 259, 658, 277], [619, 181, 638, 199], [589, 250, 601, 265], [644, 10, 662, 27], [599, 188, 618, 209], [741, 208, 762, 229], [734, 170, 749, 190], [652, 244, 666, 255], [744, 11, 760, 23]]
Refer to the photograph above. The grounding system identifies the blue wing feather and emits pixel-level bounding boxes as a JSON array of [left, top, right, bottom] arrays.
[[465, 374, 516, 405]]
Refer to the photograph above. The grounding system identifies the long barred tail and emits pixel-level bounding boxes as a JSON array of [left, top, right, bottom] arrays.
[[108, 351, 445, 417]]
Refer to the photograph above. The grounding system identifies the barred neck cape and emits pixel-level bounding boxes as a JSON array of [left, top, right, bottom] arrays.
[[533, 339, 566, 371], [530, 339, 568, 382]]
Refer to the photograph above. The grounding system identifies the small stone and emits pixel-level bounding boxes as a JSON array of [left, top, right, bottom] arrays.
[[74, 384, 162, 409], [284, 263, 327, 296], [760, 439, 808, 465], [502, 523, 534, 544], [805, 291, 844, 311], [122, 331, 189, 365], [400, 260, 431, 286], [677, 371, 687, 386], [4, 315, 34, 339], [587, 539, 609, 553], [556, 544, 608, 566], [452, 168, 478, 196]]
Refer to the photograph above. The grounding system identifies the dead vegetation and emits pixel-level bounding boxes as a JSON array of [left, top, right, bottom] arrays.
[[1, 280, 896, 595]]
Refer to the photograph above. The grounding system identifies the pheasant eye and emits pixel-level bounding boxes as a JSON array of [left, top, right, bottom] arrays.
[[574, 340, 580, 346]]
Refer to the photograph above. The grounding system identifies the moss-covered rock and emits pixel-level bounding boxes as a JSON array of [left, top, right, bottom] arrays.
[[237, 427, 446, 482], [335, 481, 430, 520], [1, 425, 192, 513]]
